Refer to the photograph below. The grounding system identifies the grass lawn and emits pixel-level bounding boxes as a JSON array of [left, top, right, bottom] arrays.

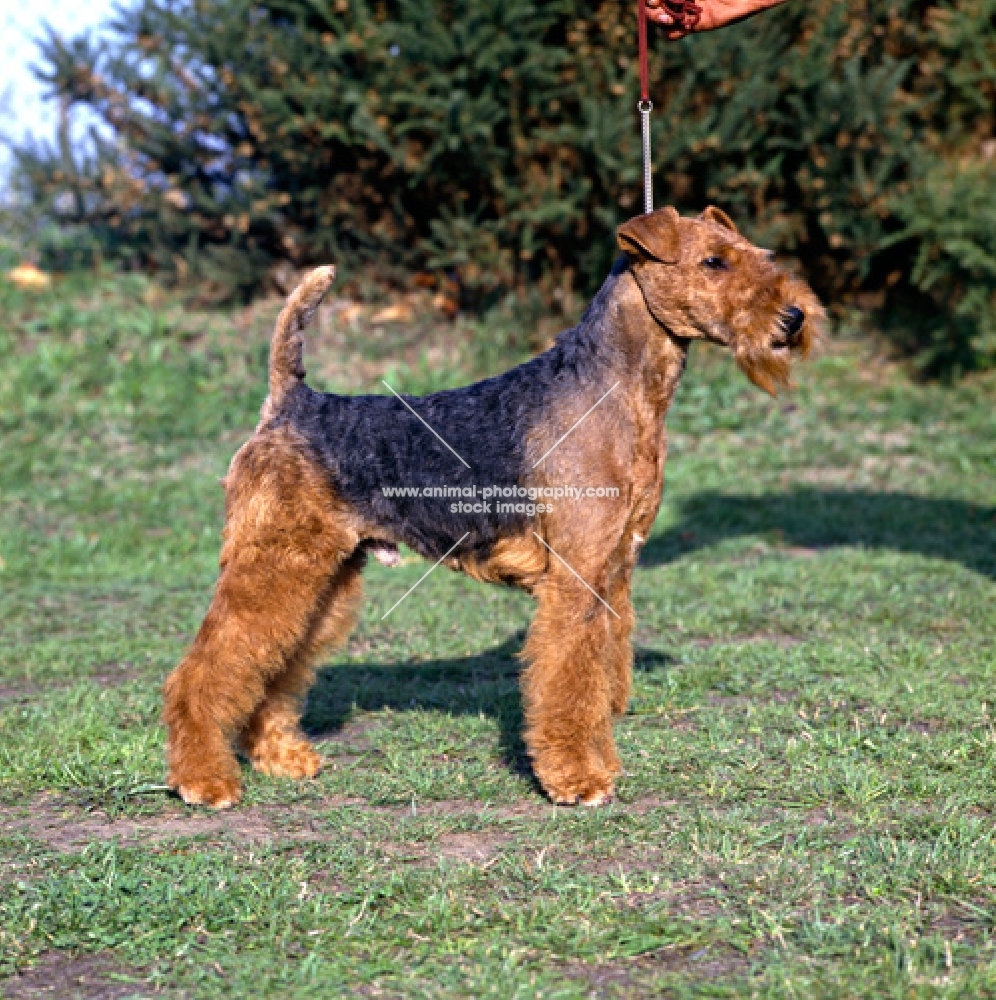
[[1, 270, 995, 998]]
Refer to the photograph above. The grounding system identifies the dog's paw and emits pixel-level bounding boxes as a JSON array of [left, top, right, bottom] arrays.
[[548, 781, 615, 808], [579, 785, 615, 807], [249, 738, 323, 780], [538, 763, 616, 808], [171, 774, 242, 810]]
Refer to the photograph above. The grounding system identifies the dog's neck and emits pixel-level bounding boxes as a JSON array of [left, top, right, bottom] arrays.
[[615, 267, 690, 413], [562, 259, 689, 417]]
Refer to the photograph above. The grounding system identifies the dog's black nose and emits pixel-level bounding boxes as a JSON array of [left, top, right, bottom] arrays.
[[781, 306, 805, 339]]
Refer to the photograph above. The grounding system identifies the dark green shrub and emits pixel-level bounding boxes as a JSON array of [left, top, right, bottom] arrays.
[[12, 0, 996, 371]]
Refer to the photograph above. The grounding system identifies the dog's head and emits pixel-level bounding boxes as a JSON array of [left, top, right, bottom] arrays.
[[617, 206, 824, 394]]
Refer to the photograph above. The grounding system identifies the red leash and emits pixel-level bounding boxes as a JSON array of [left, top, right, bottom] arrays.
[[638, 0, 651, 103]]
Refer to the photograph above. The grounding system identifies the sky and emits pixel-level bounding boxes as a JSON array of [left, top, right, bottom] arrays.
[[0, 0, 120, 181]]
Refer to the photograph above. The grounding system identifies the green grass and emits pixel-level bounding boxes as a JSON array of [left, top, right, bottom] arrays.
[[1, 270, 995, 998]]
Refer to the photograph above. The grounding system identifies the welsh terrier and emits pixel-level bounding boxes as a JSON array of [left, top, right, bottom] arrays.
[[163, 205, 824, 808]]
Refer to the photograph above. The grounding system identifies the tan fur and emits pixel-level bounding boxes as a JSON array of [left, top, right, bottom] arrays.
[[239, 551, 366, 780], [163, 207, 824, 809]]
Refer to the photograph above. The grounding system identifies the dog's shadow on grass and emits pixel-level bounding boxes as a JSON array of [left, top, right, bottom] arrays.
[[300, 488, 994, 774], [642, 488, 996, 580], [303, 636, 674, 774]]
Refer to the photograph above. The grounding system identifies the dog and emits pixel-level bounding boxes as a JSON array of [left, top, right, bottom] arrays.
[[162, 205, 823, 809]]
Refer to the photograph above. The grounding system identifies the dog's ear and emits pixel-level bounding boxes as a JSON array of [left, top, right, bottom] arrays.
[[617, 207, 681, 264], [699, 205, 738, 233]]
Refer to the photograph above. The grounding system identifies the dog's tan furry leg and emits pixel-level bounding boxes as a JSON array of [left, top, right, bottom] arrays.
[[240, 551, 365, 779], [521, 570, 620, 806], [162, 430, 357, 808]]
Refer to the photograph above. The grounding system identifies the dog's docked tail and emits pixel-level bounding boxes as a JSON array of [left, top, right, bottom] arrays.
[[268, 265, 336, 410]]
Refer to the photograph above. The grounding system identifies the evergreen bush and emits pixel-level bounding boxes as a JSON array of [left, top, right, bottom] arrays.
[[12, 0, 996, 372]]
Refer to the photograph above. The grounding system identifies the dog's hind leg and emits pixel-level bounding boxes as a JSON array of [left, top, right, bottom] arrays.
[[521, 569, 621, 806], [239, 550, 366, 780], [162, 430, 358, 809]]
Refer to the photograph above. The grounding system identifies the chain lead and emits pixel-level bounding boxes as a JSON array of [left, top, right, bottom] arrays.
[[638, 99, 653, 214]]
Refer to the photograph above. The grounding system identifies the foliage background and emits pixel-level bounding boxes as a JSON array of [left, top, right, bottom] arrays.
[[10, 0, 996, 373]]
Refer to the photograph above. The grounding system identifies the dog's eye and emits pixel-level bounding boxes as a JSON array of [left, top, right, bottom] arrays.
[[701, 256, 728, 271]]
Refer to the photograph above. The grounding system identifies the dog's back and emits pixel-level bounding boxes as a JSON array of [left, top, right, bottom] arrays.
[[262, 262, 633, 562]]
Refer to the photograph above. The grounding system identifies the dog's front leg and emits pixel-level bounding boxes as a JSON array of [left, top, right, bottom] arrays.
[[521, 572, 621, 806]]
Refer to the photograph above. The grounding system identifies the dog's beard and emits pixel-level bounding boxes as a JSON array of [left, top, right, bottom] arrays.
[[734, 312, 821, 396]]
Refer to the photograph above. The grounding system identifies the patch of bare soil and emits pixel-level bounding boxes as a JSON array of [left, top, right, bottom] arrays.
[[615, 796, 681, 817], [4, 792, 568, 854], [562, 943, 751, 997], [386, 830, 514, 868], [2, 797, 325, 852], [436, 830, 511, 863], [1, 951, 163, 999], [802, 807, 858, 840], [88, 663, 144, 688], [925, 908, 986, 947], [0, 682, 39, 704], [905, 718, 946, 735], [0, 663, 145, 704], [5, 790, 689, 856]]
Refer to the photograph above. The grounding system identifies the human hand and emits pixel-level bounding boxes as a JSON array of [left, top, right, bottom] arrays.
[[646, 0, 790, 39]]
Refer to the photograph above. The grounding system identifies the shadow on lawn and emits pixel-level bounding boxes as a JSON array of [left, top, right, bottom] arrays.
[[302, 488, 993, 775], [303, 635, 674, 774], [642, 488, 996, 580]]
